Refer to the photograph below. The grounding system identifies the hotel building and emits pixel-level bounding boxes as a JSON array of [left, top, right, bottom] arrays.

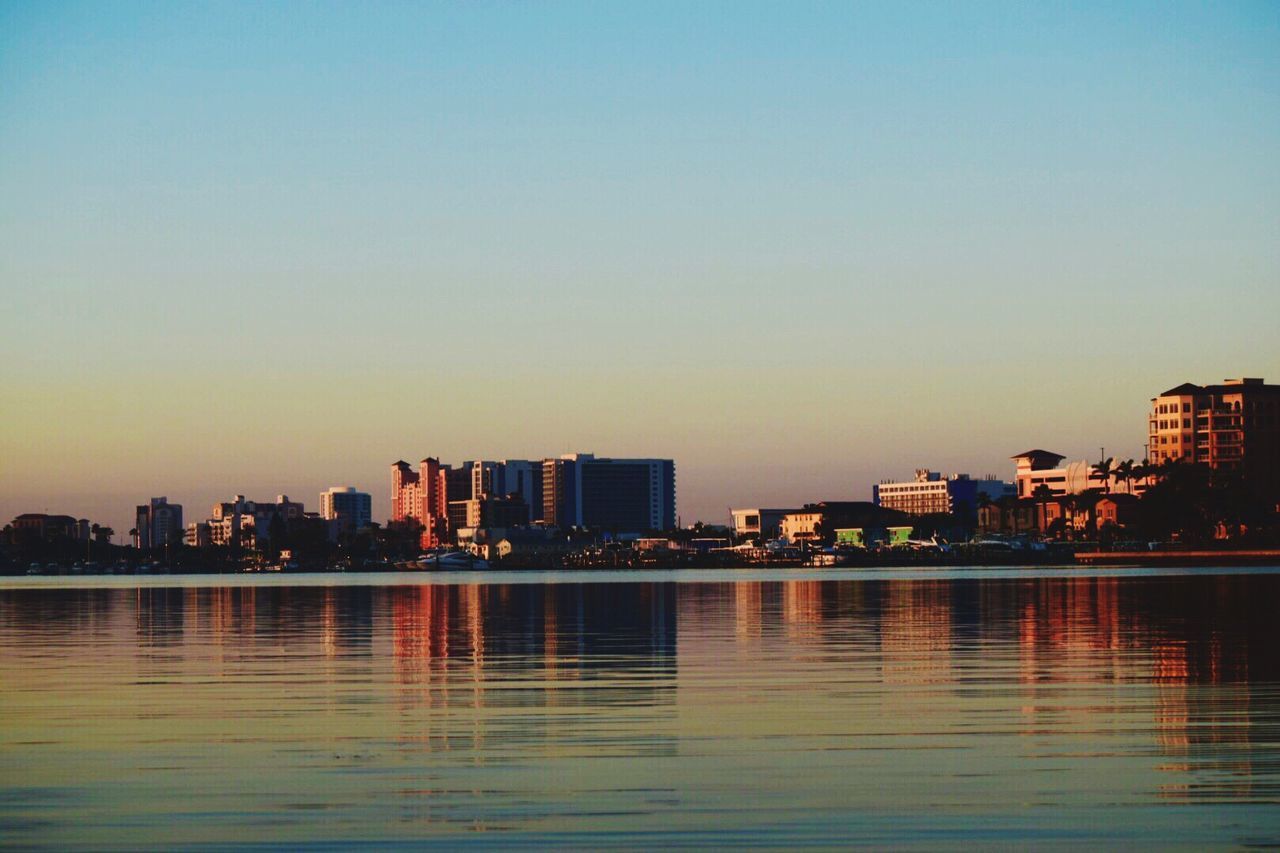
[[544, 454, 675, 531], [873, 470, 1013, 516]]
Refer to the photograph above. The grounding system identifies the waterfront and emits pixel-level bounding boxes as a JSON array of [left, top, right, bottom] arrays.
[[2, 569, 1278, 848]]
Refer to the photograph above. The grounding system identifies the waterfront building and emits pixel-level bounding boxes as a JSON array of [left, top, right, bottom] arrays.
[[184, 522, 212, 548], [391, 459, 448, 548], [444, 462, 473, 505], [446, 494, 531, 532], [730, 508, 800, 540], [834, 526, 913, 548], [8, 513, 90, 542], [580, 457, 676, 532], [978, 492, 1141, 538], [873, 470, 1013, 517], [134, 497, 183, 551], [205, 495, 306, 547], [541, 455, 585, 528], [780, 502, 909, 544], [1148, 378, 1280, 476], [1011, 450, 1146, 499], [1012, 450, 1093, 499], [540, 454, 676, 532], [319, 487, 372, 532], [468, 460, 544, 520]]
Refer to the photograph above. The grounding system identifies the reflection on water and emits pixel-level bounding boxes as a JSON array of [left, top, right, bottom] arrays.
[[1, 575, 1277, 848]]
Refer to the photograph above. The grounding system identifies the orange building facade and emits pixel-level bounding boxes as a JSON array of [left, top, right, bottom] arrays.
[[391, 459, 449, 548]]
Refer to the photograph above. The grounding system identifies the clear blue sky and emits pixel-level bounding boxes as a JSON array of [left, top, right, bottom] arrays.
[[2, 1, 1278, 533]]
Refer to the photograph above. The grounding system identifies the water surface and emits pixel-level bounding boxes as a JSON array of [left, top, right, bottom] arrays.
[[2, 569, 1277, 848]]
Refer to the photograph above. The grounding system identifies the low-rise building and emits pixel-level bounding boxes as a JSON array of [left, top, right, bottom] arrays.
[[873, 470, 1013, 517], [1012, 450, 1146, 499], [780, 502, 910, 544], [730, 508, 800, 540], [834, 526, 913, 548], [9, 513, 90, 542]]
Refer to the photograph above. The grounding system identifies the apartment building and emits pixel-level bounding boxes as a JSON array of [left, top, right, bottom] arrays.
[[1148, 378, 1280, 476]]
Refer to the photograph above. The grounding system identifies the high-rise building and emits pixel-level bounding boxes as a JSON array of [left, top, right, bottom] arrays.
[[1148, 378, 1280, 475], [390, 459, 448, 547], [445, 462, 473, 504], [134, 497, 183, 550], [542, 455, 585, 528], [466, 460, 543, 520], [540, 454, 675, 531], [580, 457, 676, 532], [319, 487, 372, 532]]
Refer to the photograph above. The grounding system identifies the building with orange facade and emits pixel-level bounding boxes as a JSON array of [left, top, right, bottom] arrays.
[[391, 459, 449, 548], [1148, 378, 1280, 475]]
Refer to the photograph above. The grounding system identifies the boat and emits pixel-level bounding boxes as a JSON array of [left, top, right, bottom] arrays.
[[422, 551, 489, 571]]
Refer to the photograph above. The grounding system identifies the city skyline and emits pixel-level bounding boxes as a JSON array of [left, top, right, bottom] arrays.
[[3, 2, 1278, 536]]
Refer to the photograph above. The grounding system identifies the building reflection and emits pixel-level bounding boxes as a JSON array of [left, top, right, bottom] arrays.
[[0, 572, 1275, 801]]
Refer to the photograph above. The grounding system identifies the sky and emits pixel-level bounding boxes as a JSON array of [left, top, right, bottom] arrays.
[[2, 1, 1278, 535]]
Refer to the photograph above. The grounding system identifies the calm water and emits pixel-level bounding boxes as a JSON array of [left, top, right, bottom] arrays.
[[2, 568, 1278, 849]]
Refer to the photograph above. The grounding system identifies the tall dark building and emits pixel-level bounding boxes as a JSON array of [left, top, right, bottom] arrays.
[[540, 455, 676, 532]]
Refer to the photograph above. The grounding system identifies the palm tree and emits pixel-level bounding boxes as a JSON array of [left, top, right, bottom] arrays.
[[1091, 457, 1114, 494], [1130, 460, 1153, 491], [1113, 459, 1135, 494], [1031, 484, 1055, 535]]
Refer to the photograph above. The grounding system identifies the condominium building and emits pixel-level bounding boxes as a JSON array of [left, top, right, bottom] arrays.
[[134, 497, 184, 550], [540, 454, 677, 531], [542, 455, 584, 528], [319, 487, 372, 532], [391, 459, 448, 547], [1148, 378, 1280, 475], [873, 470, 1013, 516], [468, 459, 544, 520], [204, 495, 305, 547]]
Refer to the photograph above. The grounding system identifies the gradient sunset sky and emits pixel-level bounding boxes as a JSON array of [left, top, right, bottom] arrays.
[[2, 1, 1278, 534]]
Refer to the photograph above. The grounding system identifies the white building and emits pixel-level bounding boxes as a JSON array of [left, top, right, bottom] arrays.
[[135, 497, 184, 550], [873, 470, 1012, 516], [730, 508, 799, 539], [319, 487, 372, 531], [1011, 451, 1146, 499]]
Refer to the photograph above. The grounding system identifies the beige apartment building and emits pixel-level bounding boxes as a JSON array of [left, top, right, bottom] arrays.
[[1148, 378, 1280, 475]]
